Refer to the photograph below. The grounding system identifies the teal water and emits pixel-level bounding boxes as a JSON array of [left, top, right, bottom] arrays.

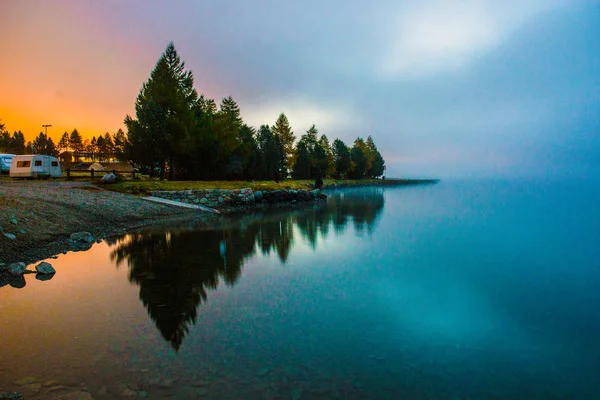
[[1, 180, 600, 399]]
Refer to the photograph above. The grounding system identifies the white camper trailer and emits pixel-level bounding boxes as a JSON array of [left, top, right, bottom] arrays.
[[0, 154, 15, 173], [10, 155, 62, 179]]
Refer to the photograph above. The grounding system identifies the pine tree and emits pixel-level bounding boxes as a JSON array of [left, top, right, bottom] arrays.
[[272, 113, 295, 175], [113, 129, 128, 161], [58, 132, 70, 153], [70, 129, 84, 159], [332, 139, 351, 178], [317, 135, 335, 178], [0, 131, 10, 152], [32, 132, 58, 156], [125, 41, 197, 180], [257, 125, 281, 179], [103, 132, 115, 160], [214, 96, 243, 167], [366, 136, 385, 177], [9, 131, 26, 154], [292, 139, 311, 179], [350, 138, 368, 179]]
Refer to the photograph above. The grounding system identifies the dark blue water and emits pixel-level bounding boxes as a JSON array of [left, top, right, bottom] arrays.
[[2, 180, 600, 399]]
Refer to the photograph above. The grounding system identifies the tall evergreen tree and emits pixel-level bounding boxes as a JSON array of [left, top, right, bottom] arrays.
[[272, 113, 295, 175], [9, 131, 26, 154], [332, 139, 351, 178], [213, 96, 243, 173], [292, 139, 311, 179], [113, 129, 128, 161], [125, 100, 168, 178], [350, 138, 368, 179], [317, 135, 334, 178], [58, 132, 70, 153], [257, 125, 281, 179], [366, 136, 385, 177], [103, 132, 115, 160], [69, 129, 84, 159], [32, 132, 58, 156], [125, 41, 198, 180], [0, 131, 10, 152]]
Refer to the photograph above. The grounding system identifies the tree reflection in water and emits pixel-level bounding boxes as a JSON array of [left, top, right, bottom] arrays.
[[109, 188, 385, 350]]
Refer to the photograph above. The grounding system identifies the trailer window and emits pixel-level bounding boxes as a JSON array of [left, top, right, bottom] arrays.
[[17, 161, 31, 168], [34, 160, 42, 166], [51, 161, 58, 167]]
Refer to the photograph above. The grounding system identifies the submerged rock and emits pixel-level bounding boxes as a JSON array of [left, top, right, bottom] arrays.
[[35, 261, 56, 274]]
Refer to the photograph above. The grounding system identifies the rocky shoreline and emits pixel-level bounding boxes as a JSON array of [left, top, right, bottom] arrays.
[[0, 179, 437, 269], [152, 187, 327, 213]]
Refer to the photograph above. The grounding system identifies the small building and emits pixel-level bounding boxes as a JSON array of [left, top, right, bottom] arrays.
[[10, 155, 62, 178]]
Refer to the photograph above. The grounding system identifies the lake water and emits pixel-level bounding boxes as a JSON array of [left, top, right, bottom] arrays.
[[2, 180, 600, 399]]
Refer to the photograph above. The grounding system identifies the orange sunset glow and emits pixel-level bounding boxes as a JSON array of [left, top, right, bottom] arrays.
[[0, 1, 226, 143]]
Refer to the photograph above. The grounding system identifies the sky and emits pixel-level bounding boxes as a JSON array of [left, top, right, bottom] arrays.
[[1, 0, 599, 179]]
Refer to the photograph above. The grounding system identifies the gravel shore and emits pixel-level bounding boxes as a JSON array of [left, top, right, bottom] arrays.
[[0, 181, 211, 265]]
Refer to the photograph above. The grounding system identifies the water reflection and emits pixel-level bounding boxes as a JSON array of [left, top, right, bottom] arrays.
[[109, 188, 385, 350]]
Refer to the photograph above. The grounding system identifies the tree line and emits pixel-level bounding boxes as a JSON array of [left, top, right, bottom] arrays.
[[0, 119, 126, 163], [123, 42, 385, 180], [1, 42, 386, 180]]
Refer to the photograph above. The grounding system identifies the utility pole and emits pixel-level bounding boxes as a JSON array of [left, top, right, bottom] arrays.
[[42, 124, 52, 136]]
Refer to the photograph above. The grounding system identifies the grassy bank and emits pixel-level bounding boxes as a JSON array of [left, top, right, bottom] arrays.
[[0, 173, 438, 195], [106, 178, 438, 196]]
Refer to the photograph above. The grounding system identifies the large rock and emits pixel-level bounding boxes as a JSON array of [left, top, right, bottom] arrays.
[[35, 262, 56, 275], [100, 172, 116, 183], [69, 232, 94, 252], [70, 232, 94, 244], [8, 262, 26, 276], [254, 191, 263, 202]]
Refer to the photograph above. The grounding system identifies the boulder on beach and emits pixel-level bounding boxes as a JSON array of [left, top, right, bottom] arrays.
[[70, 232, 94, 244], [100, 172, 116, 184], [69, 232, 95, 251], [8, 262, 26, 276], [35, 262, 56, 275]]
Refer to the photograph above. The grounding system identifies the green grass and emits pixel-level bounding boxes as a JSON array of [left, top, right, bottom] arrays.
[[0, 172, 437, 195], [106, 178, 437, 195]]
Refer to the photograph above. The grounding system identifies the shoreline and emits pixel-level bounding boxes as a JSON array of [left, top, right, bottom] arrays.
[[0, 179, 437, 267]]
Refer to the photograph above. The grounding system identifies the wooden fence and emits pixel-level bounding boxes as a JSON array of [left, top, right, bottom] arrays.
[[65, 168, 137, 179]]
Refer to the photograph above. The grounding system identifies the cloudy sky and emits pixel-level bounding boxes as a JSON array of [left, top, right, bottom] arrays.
[[1, 0, 598, 178]]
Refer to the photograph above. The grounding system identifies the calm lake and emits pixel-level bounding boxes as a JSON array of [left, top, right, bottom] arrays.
[[2, 180, 600, 399]]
